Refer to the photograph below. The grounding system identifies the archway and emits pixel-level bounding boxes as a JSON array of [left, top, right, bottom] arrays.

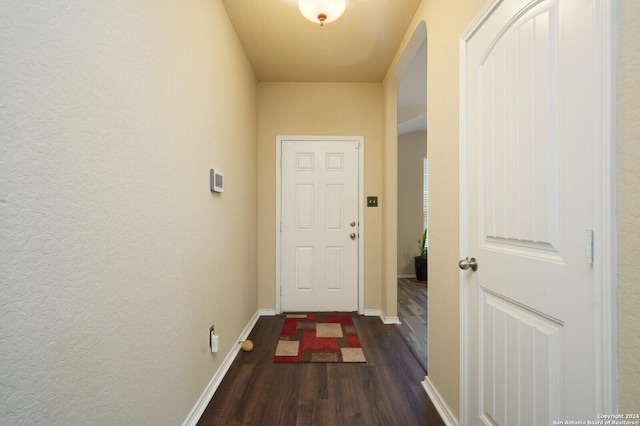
[[394, 22, 428, 370]]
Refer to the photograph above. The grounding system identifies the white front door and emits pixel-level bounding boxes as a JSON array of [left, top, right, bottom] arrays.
[[461, 0, 610, 423], [280, 138, 361, 312]]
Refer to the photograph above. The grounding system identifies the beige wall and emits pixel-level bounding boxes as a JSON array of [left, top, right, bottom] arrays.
[[0, 1, 257, 423], [616, 0, 640, 413], [397, 132, 428, 275], [257, 83, 383, 312]]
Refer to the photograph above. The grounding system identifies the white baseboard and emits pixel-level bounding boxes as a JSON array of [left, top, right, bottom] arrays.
[[182, 310, 263, 426], [363, 309, 401, 325], [381, 312, 401, 324], [421, 376, 458, 426], [363, 308, 382, 317]]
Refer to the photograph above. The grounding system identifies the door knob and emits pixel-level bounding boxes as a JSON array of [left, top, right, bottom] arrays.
[[459, 257, 478, 271], [350, 233, 357, 240], [350, 221, 356, 227]]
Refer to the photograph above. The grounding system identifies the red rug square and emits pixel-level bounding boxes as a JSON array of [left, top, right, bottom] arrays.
[[326, 314, 354, 326], [301, 331, 339, 351], [280, 318, 298, 335], [347, 333, 361, 348]]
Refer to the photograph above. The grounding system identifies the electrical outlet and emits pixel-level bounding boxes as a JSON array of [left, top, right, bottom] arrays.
[[211, 334, 219, 353], [210, 325, 218, 353]]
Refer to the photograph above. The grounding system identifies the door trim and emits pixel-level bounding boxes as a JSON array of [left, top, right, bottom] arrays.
[[458, 0, 617, 422], [275, 135, 365, 314]]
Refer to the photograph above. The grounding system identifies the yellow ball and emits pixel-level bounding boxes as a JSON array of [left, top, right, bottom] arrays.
[[241, 340, 254, 352]]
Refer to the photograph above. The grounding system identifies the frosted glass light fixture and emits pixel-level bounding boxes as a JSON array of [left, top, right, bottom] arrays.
[[298, 0, 346, 27]]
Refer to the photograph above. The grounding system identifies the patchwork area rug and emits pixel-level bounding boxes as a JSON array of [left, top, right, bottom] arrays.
[[273, 314, 366, 363]]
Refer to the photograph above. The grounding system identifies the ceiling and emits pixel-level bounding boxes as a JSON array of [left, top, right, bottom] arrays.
[[398, 39, 427, 134], [221, 0, 423, 82]]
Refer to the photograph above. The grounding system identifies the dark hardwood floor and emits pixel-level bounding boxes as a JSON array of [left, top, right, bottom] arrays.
[[396, 278, 428, 371], [197, 315, 444, 426]]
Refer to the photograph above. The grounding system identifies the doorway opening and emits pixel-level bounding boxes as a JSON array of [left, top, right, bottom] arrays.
[[396, 34, 428, 371]]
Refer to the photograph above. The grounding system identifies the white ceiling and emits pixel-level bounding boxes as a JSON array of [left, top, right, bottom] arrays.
[[221, 0, 422, 82]]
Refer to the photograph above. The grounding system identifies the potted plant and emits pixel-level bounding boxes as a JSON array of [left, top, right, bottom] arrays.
[[414, 228, 428, 282]]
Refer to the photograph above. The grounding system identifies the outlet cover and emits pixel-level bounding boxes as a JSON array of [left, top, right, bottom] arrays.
[[210, 332, 219, 353]]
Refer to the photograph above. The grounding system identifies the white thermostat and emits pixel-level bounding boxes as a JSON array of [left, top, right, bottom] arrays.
[[210, 169, 224, 193]]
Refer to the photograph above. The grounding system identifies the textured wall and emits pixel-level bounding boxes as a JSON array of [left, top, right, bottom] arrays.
[[257, 83, 383, 311], [0, 1, 257, 424], [397, 132, 427, 275], [616, 0, 640, 413]]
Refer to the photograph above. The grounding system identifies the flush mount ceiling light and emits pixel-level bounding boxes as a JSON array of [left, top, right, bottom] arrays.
[[298, 0, 346, 27]]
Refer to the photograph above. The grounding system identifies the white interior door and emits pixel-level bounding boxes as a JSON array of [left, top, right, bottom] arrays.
[[280, 138, 360, 312], [461, 0, 608, 423]]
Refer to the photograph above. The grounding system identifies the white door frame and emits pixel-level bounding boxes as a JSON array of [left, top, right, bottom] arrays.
[[459, 0, 617, 422], [275, 135, 365, 314]]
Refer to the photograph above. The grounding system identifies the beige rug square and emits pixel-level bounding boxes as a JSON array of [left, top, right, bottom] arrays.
[[341, 348, 366, 363], [275, 340, 299, 357], [316, 323, 343, 338]]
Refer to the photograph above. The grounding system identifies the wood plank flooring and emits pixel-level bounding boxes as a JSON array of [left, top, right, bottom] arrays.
[[197, 315, 444, 426], [396, 278, 428, 371]]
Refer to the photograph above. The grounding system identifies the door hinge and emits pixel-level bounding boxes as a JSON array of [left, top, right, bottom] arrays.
[[355, 141, 361, 149], [586, 229, 594, 264]]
